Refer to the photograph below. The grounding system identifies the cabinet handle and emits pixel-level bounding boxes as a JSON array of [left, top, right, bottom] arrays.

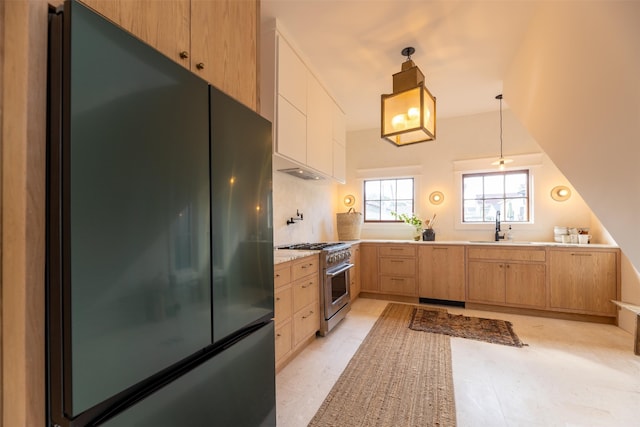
[[196, 62, 205, 70], [276, 333, 281, 338], [390, 248, 403, 251], [390, 260, 404, 263], [302, 311, 314, 319], [179, 50, 189, 59], [506, 264, 510, 268], [571, 253, 592, 256], [434, 247, 448, 250], [391, 278, 405, 282], [301, 282, 313, 288], [301, 263, 313, 269], [276, 297, 280, 301]]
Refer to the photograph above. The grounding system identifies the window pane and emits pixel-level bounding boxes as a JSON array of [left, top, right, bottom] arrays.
[[394, 200, 413, 216], [365, 201, 380, 221], [463, 176, 483, 199], [365, 180, 380, 200], [396, 179, 413, 199], [505, 198, 528, 221], [463, 200, 484, 222], [381, 180, 397, 201], [505, 172, 527, 197], [381, 201, 397, 219], [484, 200, 504, 222], [484, 174, 504, 198]]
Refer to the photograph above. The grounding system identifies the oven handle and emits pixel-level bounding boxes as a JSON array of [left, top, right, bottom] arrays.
[[326, 263, 354, 277]]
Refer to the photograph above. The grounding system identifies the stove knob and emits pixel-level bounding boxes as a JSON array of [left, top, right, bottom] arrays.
[[329, 255, 336, 263]]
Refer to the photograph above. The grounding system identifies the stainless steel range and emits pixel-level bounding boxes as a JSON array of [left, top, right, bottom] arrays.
[[277, 242, 353, 335]]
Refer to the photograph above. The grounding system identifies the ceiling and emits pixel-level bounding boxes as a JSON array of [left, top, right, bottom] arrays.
[[261, 0, 539, 131]]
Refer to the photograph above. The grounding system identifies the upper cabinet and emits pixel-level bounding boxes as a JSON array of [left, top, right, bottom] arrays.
[[261, 20, 346, 182], [81, 0, 258, 111]]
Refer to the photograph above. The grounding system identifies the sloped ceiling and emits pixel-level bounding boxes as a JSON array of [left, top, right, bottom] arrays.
[[261, 0, 538, 131]]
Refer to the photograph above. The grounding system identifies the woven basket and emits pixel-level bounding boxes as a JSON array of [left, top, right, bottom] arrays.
[[336, 208, 363, 240]]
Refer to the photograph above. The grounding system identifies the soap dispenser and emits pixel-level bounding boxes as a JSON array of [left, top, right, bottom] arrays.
[[506, 225, 513, 241]]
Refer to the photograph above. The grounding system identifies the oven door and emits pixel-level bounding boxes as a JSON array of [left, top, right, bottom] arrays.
[[324, 262, 354, 319]]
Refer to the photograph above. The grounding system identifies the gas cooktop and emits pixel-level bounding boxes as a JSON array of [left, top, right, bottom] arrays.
[[276, 242, 348, 251]]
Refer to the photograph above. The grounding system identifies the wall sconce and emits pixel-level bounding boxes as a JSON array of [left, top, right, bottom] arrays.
[[343, 194, 356, 207], [429, 191, 444, 205], [551, 186, 571, 202], [381, 47, 436, 146]]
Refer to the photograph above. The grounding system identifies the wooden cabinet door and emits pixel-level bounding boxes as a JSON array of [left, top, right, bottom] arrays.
[[505, 263, 546, 308], [379, 276, 417, 296], [467, 261, 505, 303], [349, 245, 361, 299], [360, 244, 379, 292], [191, 0, 257, 110], [418, 246, 465, 301], [549, 250, 617, 315], [81, 0, 190, 68]]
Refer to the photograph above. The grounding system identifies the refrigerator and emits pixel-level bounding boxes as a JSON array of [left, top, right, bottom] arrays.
[[46, 1, 275, 425]]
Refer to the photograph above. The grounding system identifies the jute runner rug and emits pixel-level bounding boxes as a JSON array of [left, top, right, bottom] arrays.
[[308, 303, 456, 427]]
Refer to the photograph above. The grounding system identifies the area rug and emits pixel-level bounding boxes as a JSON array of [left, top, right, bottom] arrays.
[[409, 308, 527, 348], [308, 303, 456, 427]]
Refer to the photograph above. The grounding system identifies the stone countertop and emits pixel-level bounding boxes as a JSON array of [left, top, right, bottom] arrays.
[[352, 239, 619, 249], [274, 249, 320, 265]]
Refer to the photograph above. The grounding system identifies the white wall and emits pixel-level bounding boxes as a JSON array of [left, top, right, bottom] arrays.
[[503, 1, 640, 332], [342, 110, 596, 243]]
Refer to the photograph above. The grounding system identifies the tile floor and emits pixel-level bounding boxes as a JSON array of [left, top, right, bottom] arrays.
[[276, 297, 640, 426]]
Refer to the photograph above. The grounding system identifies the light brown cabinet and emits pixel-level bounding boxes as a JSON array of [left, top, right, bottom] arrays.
[[81, 0, 258, 110], [360, 243, 379, 292], [273, 254, 319, 371], [418, 245, 465, 302], [362, 244, 418, 297], [349, 244, 361, 300], [466, 247, 546, 309], [549, 249, 619, 316]]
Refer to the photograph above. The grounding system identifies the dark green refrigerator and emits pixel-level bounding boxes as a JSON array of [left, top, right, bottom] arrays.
[[47, 1, 275, 425]]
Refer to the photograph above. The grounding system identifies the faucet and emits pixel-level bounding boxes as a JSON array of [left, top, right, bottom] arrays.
[[495, 210, 504, 241]]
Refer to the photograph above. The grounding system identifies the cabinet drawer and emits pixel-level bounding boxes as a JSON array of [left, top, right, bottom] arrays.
[[467, 247, 545, 262], [379, 258, 416, 276], [274, 263, 291, 289], [291, 256, 319, 281], [379, 276, 417, 296], [378, 245, 416, 257], [275, 287, 292, 324], [275, 321, 292, 362], [293, 302, 319, 345], [293, 275, 318, 312]]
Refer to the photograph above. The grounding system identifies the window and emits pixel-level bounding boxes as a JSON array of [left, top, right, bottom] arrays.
[[364, 178, 414, 222], [462, 170, 529, 223]]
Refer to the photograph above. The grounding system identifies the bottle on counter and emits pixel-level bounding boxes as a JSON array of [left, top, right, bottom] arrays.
[[506, 225, 513, 241]]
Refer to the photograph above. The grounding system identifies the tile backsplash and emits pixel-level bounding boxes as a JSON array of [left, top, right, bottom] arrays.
[[272, 170, 339, 246]]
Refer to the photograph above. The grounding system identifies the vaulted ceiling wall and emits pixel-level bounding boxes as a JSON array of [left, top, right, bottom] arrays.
[[504, 1, 640, 271]]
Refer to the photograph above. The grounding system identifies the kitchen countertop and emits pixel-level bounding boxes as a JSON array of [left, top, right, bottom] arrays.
[[274, 249, 320, 265], [352, 239, 619, 249]]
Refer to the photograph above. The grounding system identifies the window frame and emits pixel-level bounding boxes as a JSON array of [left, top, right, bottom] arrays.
[[461, 169, 531, 224], [363, 177, 416, 223]]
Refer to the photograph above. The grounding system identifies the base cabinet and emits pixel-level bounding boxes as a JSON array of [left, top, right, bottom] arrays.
[[273, 254, 319, 371], [549, 249, 618, 316], [467, 247, 546, 309], [418, 245, 465, 301], [360, 244, 379, 292]]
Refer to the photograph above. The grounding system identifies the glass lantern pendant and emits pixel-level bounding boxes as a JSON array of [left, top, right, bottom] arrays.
[[381, 47, 436, 146]]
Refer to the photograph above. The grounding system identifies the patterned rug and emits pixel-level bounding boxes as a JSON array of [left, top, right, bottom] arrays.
[[409, 308, 527, 348], [308, 303, 456, 427]]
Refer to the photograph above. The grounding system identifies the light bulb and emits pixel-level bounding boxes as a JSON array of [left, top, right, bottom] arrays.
[[391, 114, 407, 130]]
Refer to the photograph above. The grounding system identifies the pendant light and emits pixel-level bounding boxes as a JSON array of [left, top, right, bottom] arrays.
[[381, 47, 436, 146], [491, 94, 512, 170]]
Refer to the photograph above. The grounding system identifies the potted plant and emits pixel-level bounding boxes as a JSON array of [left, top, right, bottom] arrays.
[[391, 212, 423, 241]]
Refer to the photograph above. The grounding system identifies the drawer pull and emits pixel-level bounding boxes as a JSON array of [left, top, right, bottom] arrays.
[[390, 260, 404, 263], [302, 311, 314, 319], [571, 253, 593, 256], [301, 282, 313, 289], [276, 333, 281, 338], [434, 247, 448, 250], [276, 297, 280, 301], [275, 273, 280, 278], [390, 248, 403, 251], [391, 278, 405, 282]]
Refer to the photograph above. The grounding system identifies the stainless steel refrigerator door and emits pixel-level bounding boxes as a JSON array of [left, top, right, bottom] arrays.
[[62, 1, 212, 416], [210, 87, 274, 342]]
